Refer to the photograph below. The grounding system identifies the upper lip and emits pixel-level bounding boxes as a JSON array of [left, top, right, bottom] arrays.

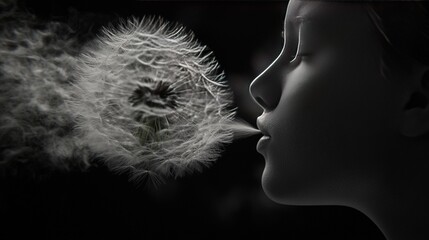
[[256, 116, 270, 137]]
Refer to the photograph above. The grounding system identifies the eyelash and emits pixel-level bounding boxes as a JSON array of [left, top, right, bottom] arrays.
[[289, 38, 303, 63], [280, 30, 299, 62], [287, 24, 314, 63]]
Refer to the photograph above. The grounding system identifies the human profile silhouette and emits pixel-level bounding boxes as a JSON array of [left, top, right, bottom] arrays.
[[249, 1, 429, 239]]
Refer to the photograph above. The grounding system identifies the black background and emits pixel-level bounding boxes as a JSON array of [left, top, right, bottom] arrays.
[[1, 1, 386, 239]]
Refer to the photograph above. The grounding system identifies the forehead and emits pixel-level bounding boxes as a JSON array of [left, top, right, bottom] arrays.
[[285, 0, 371, 27]]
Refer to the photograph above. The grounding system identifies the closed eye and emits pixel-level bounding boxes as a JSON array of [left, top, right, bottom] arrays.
[[289, 19, 316, 63]]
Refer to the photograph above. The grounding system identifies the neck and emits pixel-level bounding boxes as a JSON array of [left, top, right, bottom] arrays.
[[369, 190, 429, 240], [363, 154, 429, 240]]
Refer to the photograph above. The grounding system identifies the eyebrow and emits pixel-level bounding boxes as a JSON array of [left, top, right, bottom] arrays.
[[292, 1, 327, 24], [294, 15, 310, 23], [294, 14, 324, 24], [284, 15, 315, 39]]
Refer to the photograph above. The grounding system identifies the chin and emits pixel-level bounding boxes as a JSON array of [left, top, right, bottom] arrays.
[[261, 165, 298, 205], [261, 163, 324, 206]]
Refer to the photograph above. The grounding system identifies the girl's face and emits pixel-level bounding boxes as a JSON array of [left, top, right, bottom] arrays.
[[250, 0, 403, 206]]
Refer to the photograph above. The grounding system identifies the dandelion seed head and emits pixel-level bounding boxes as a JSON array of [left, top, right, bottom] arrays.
[[70, 17, 235, 182]]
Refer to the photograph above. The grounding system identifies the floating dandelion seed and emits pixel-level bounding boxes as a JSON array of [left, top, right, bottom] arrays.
[[0, 12, 91, 176], [69, 17, 237, 183]]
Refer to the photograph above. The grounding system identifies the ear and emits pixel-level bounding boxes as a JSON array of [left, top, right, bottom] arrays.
[[401, 68, 429, 137]]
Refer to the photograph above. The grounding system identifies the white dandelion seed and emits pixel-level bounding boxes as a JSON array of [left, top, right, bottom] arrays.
[[68, 17, 239, 183], [0, 12, 91, 176]]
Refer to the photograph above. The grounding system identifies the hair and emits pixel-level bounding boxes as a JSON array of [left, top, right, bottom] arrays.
[[363, 1, 429, 79]]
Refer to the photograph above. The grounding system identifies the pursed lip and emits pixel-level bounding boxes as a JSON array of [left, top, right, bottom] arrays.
[[256, 116, 270, 137], [256, 115, 271, 155]]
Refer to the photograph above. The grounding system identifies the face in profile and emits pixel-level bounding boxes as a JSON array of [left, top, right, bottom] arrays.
[[249, 0, 412, 207]]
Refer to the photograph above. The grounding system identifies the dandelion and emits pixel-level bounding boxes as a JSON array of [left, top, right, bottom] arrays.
[[68, 17, 238, 184], [0, 8, 260, 184]]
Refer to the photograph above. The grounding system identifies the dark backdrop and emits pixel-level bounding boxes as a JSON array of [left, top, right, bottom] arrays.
[[0, 1, 385, 239]]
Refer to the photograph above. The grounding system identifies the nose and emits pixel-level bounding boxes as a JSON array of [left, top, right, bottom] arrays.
[[249, 54, 284, 112]]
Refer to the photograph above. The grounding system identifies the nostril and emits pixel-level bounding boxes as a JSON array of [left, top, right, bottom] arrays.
[[423, 71, 429, 90], [403, 92, 428, 110], [255, 96, 268, 109]]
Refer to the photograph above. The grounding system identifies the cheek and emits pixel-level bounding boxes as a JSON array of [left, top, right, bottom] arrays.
[[262, 54, 393, 204]]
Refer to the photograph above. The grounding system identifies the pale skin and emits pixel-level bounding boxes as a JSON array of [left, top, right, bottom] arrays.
[[249, 1, 429, 240]]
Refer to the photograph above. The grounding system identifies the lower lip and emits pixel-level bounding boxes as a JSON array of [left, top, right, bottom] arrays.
[[256, 135, 271, 154]]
